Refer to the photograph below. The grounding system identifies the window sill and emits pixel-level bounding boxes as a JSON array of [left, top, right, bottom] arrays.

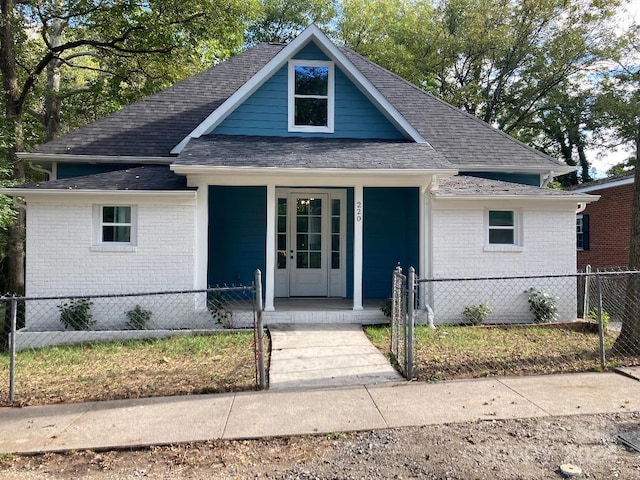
[[483, 245, 524, 253], [91, 245, 137, 253]]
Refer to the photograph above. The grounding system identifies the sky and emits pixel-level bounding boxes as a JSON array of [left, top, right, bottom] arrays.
[[588, 0, 639, 177]]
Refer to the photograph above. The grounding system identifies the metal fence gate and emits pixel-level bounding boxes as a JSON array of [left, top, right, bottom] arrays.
[[390, 266, 414, 379]]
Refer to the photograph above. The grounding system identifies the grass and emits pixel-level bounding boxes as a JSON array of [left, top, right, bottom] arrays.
[[0, 332, 263, 406], [365, 323, 638, 381]]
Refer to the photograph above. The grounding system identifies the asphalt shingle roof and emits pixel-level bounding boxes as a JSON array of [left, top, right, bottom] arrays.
[[176, 135, 452, 169], [30, 40, 567, 172], [18, 166, 193, 191], [436, 175, 590, 198]]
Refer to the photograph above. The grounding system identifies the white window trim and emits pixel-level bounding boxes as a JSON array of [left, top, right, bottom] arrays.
[[92, 205, 137, 248], [484, 209, 523, 252], [288, 60, 335, 133]]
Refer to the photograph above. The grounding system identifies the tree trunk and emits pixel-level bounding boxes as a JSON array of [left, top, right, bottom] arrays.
[[1, 0, 26, 295], [44, 8, 65, 142], [614, 125, 640, 354]]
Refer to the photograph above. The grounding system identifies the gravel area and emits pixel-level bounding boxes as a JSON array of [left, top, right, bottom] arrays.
[[2, 413, 640, 479]]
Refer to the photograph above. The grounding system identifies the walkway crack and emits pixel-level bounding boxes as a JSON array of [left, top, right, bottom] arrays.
[[496, 378, 552, 416], [364, 385, 390, 428], [221, 393, 237, 439]]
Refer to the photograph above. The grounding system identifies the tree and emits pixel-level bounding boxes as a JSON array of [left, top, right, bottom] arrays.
[[246, 0, 336, 45], [337, 0, 623, 181], [0, 0, 253, 295]]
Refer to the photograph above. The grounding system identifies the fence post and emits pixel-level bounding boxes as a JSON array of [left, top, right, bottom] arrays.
[[583, 264, 591, 319], [9, 297, 17, 403], [596, 272, 606, 370], [407, 267, 415, 380], [254, 269, 266, 390]]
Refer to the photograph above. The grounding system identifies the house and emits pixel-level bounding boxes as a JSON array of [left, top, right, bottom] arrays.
[[4, 26, 597, 334], [569, 173, 634, 271]]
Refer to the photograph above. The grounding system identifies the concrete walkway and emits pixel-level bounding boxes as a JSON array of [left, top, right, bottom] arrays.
[[268, 323, 403, 390], [2, 370, 640, 454]]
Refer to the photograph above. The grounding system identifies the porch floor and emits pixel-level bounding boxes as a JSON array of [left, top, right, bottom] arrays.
[[266, 298, 386, 324]]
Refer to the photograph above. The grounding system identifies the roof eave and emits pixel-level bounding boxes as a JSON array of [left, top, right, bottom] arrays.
[[170, 164, 458, 177], [18, 152, 175, 164], [432, 193, 600, 202], [0, 189, 197, 197], [458, 164, 575, 175]]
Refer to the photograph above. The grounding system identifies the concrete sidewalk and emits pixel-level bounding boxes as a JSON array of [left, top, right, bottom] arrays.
[[269, 323, 403, 389], [2, 370, 640, 455]]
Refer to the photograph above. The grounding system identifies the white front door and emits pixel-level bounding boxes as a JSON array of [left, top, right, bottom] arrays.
[[289, 193, 329, 296]]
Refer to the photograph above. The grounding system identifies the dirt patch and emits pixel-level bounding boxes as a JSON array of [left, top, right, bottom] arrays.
[[2, 413, 640, 479]]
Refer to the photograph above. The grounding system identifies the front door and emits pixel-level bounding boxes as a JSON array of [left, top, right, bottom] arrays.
[[289, 193, 329, 296]]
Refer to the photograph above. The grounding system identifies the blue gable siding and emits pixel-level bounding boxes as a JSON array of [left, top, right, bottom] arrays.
[[293, 42, 330, 61], [213, 42, 405, 139], [208, 186, 266, 287], [57, 163, 140, 179], [466, 172, 541, 187], [363, 187, 419, 299]]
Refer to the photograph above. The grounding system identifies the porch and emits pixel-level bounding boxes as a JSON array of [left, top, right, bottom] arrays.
[[264, 298, 387, 324]]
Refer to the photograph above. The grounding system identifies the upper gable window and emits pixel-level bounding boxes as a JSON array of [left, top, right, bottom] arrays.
[[288, 60, 334, 133]]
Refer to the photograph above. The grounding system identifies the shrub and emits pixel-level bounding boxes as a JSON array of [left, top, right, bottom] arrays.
[[208, 293, 234, 328], [58, 298, 95, 330], [380, 298, 393, 318], [462, 302, 491, 325], [525, 288, 557, 323], [126, 305, 152, 330]]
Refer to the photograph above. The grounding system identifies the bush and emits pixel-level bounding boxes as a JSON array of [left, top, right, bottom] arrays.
[[380, 298, 393, 318], [525, 288, 557, 323], [462, 302, 491, 325], [58, 298, 95, 330], [126, 305, 152, 330], [208, 293, 234, 328]]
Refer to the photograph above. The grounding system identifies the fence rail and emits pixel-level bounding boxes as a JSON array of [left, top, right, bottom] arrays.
[[1, 271, 266, 405]]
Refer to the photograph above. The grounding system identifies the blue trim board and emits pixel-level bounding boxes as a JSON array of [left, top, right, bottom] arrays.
[[465, 172, 541, 187], [208, 186, 266, 287], [57, 163, 142, 179], [363, 187, 419, 299]]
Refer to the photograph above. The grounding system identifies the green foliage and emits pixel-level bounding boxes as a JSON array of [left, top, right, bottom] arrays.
[[525, 288, 558, 323], [58, 299, 95, 331], [462, 302, 491, 326], [246, 0, 336, 44], [125, 305, 152, 330], [380, 298, 393, 318]]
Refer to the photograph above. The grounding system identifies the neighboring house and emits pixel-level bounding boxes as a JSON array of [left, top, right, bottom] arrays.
[[569, 173, 634, 271], [3, 26, 596, 334]]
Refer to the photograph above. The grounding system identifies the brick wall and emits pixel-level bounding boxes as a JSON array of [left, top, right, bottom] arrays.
[[26, 195, 196, 294], [577, 182, 634, 270], [429, 200, 577, 323]]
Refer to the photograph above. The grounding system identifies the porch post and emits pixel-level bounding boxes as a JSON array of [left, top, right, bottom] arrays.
[[194, 181, 209, 291], [418, 184, 427, 307], [264, 183, 276, 311], [353, 184, 364, 310]]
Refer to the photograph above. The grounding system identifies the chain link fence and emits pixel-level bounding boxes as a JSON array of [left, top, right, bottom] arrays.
[[1, 272, 266, 405], [390, 269, 640, 381], [390, 266, 413, 378]]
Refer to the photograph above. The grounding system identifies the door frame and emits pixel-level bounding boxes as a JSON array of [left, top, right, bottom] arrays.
[[275, 187, 347, 297]]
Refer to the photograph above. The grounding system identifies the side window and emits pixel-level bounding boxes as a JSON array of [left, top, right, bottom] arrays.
[[488, 210, 515, 245], [94, 205, 136, 245], [577, 214, 589, 251]]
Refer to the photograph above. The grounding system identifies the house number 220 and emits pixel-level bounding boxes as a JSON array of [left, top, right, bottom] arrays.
[[356, 201, 363, 222]]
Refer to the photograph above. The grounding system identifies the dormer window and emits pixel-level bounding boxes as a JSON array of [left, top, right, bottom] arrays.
[[288, 60, 334, 133]]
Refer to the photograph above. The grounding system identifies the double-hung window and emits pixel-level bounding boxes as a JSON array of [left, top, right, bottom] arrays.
[[488, 210, 516, 245], [94, 205, 136, 245], [288, 60, 334, 133]]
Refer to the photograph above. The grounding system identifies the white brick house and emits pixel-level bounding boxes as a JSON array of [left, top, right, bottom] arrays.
[[3, 26, 596, 334]]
